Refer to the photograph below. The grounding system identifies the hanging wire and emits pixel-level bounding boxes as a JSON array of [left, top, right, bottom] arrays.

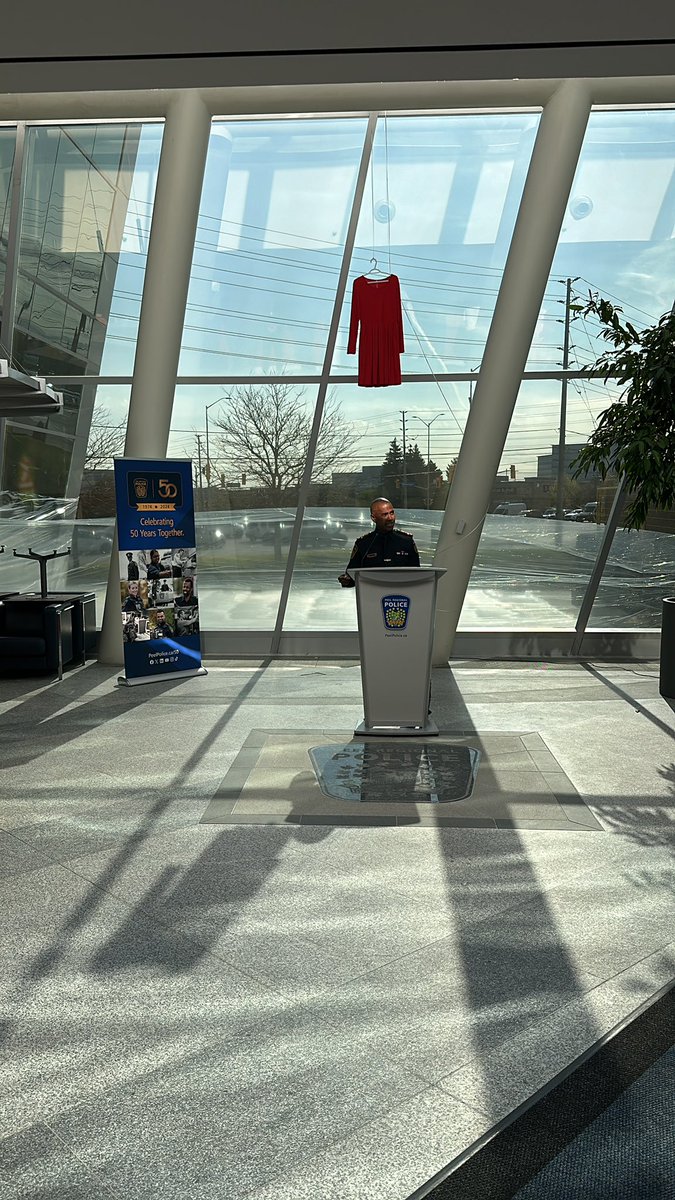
[[370, 134, 376, 265], [384, 111, 392, 275], [399, 299, 466, 439]]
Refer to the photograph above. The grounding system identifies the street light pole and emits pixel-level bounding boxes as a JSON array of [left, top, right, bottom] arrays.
[[195, 433, 204, 509], [468, 364, 480, 405], [412, 414, 442, 509], [204, 396, 227, 511], [556, 277, 576, 519], [400, 410, 408, 510]]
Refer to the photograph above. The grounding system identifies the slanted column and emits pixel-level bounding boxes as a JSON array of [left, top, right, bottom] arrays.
[[98, 90, 212, 664], [432, 80, 592, 664]]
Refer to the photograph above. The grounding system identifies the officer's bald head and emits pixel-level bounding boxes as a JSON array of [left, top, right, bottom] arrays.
[[370, 498, 396, 531]]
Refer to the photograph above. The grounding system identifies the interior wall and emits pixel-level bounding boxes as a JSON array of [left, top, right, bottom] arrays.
[[1, 1, 674, 93]]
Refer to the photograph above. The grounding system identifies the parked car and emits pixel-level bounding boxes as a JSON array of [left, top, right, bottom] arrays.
[[565, 503, 598, 522], [71, 522, 114, 556], [493, 502, 527, 516], [199, 521, 245, 547], [246, 516, 347, 547]]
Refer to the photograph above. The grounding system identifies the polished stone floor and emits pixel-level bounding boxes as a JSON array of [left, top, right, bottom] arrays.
[[0, 658, 674, 1199]]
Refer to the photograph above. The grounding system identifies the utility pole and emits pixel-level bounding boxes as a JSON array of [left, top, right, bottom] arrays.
[[556, 277, 575, 519], [204, 418, 211, 512], [401, 410, 408, 510]]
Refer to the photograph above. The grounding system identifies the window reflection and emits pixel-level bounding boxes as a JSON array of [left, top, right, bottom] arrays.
[[0, 127, 16, 302]]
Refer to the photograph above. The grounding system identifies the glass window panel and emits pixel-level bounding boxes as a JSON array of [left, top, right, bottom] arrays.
[[0, 126, 17, 304], [266, 165, 361, 250], [283, 381, 467, 630], [14, 123, 161, 378], [460, 378, 623, 629], [528, 109, 675, 373], [0, 384, 131, 621], [177, 118, 368, 377], [168, 382, 318, 630], [584, 503, 675, 630], [332, 112, 539, 379], [99, 123, 163, 373], [488, 107, 675, 627], [464, 160, 519, 244]]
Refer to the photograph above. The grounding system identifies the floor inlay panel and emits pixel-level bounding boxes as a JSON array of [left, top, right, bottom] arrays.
[[201, 730, 603, 829]]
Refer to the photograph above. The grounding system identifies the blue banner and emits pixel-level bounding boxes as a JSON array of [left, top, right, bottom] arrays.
[[114, 458, 203, 682]]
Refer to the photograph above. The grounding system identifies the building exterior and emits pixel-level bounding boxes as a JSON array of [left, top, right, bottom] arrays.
[[537, 444, 603, 482]]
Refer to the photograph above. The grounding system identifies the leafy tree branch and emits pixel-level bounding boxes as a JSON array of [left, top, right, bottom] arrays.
[[571, 293, 675, 529]]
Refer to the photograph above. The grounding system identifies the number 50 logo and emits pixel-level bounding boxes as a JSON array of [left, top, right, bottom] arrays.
[[158, 478, 178, 499]]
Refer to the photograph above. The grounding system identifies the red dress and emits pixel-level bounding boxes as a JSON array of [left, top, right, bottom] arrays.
[[347, 274, 404, 387]]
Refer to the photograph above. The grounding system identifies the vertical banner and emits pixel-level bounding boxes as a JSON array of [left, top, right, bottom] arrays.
[[114, 458, 205, 684]]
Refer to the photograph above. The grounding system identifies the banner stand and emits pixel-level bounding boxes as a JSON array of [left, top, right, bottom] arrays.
[[117, 666, 208, 688], [113, 457, 206, 686]]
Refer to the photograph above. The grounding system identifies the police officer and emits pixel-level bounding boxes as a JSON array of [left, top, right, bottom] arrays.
[[125, 552, 139, 581], [338, 497, 420, 587]]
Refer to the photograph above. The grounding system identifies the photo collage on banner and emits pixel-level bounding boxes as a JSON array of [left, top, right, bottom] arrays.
[[114, 460, 203, 681]]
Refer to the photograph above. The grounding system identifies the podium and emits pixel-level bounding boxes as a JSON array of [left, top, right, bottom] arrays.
[[350, 566, 446, 736]]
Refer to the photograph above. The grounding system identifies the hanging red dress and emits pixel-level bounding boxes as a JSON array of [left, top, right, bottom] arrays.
[[347, 274, 404, 387]]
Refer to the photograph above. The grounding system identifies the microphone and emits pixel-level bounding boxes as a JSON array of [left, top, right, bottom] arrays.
[[338, 528, 381, 586]]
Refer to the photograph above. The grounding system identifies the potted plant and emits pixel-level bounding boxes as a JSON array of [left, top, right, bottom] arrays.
[[570, 294, 675, 702]]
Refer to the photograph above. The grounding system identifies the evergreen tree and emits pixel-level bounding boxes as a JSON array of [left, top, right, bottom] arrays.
[[403, 442, 441, 508], [403, 443, 425, 503], [380, 438, 442, 509], [380, 438, 404, 505]]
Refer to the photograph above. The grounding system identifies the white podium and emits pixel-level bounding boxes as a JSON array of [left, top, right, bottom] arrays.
[[350, 566, 446, 736]]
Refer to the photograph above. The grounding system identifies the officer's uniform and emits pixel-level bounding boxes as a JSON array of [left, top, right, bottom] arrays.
[[122, 595, 144, 613], [343, 528, 420, 579]]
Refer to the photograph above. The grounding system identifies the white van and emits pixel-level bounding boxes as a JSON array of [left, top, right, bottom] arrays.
[[493, 502, 527, 516]]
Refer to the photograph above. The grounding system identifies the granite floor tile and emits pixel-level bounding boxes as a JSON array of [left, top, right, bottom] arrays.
[[65, 827, 406, 987], [0, 1121, 117, 1199], [47, 1016, 425, 1200], [69, 834, 469, 979], [313, 832, 606, 912], [0, 829, 50, 886], [244, 1085, 493, 1200], [606, 943, 675, 1005], [436, 971, 667, 1122], [0, 862, 277, 1135], [321, 927, 601, 1083], [5, 818, 131, 866], [502, 877, 675, 975], [0, 805, 46, 830]]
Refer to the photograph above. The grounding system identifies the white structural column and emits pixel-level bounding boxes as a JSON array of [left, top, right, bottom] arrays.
[[431, 80, 592, 665], [98, 90, 212, 664]]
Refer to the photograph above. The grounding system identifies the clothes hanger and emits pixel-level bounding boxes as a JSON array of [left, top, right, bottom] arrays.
[[364, 256, 390, 281]]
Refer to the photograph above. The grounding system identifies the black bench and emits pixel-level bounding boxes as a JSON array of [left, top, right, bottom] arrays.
[[0, 598, 76, 680]]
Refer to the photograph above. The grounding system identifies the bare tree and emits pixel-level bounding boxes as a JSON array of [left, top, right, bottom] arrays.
[[85, 407, 126, 470], [211, 382, 356, 500]]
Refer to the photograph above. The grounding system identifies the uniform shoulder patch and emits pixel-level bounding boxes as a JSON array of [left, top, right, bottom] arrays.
[[397, 529, 414, 538]]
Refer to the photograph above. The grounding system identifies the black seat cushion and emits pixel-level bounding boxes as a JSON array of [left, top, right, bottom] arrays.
[[0, 636, 48, 658], [3, 609, 48, 634]]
